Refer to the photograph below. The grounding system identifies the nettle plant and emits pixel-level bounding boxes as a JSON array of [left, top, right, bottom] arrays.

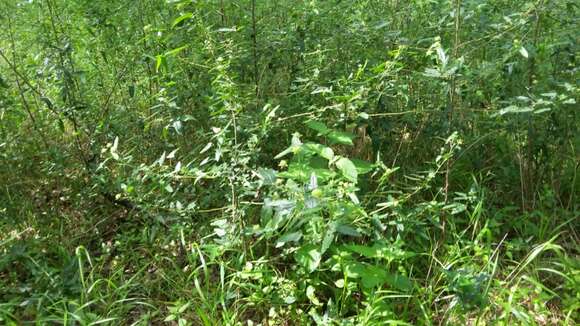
[[253, 121, 414, 319], [260, 121, 372, 269]]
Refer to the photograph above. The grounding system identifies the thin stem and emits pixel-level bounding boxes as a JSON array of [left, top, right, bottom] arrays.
[[251, 0, 259, 98]]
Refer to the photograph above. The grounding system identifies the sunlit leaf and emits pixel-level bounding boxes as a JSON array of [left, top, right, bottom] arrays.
[[519, 46, 529, 58], [336, 157, 357, 183], [295, 244, 322, 273], [172, 12, 193, 28]]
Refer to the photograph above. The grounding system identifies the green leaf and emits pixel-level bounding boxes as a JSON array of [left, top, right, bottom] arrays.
[[164, 315, 177, 322], [385, 273, 413, 291], [165, 46, 188, 57], [178, 302, 191, 313], [344, 262, 412, 290], [320, 147, 334, 160], [328, 130, 354, 146], [336, 224, 361, 237], [295, 244, 322, 273], [423, 68, 442, 78], [274, 145, 295, 159], [345, 244, 380, 258], [519, 46, 529, 59], [306, 121, 331, 135], [493, 105, 533, 116], [321, 222, 336, 254], [336, 157, 358, 183], [172, 12, 193, 28], [274, 133, 302, 159], [258, 168, 277, 185], [306, 285, 322, 306], [303, 143, 334, 160], [278, 162, 334, 182], [155, 55, 166, 73], [533, 108, 551, 114], [275, 231, 302, 248], [351, 159, 374, 174]]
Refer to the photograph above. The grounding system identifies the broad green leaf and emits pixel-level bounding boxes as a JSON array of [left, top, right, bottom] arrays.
[[336, 224, 361, 237], [345, 244, 380, 258], [278, 162, 333, 182], [303, 143, 334, 160], [295, 244, 322, 273], [336, 157, 358, 183], [275, 231, 302, 248], [385, 273, 413, 291], [306, 285, 322, 306], [305, 121, 331, 135], [352, 159, 374, 174], [344, 262, 412, 290], [328, 130, 354, 146], [258, 168, 277, 185], [320, 147, 334, 160]]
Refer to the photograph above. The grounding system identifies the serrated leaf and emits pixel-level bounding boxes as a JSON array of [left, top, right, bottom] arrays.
[[336, 224, 361, 237], [352, 159, 374, 174], [344, 262, 412, 290], [336, 157, 358, 183], [321, 222, 336, 254], [305, 121, 331, 135], [295, 245, 321, 273], [320, 147, 334, 160], [328, 130, 354, 146], [345, 244, 380, 258], [258, 168, 277, 185], [385, 273, 413, 291]]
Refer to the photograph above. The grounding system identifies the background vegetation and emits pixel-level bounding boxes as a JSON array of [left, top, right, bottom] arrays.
[[0, 0, 578, 324]]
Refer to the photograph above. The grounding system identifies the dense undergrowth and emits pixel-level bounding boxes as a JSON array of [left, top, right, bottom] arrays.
[[0, 0, 578, 325]]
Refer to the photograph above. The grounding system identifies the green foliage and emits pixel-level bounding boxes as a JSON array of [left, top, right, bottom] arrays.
[[0, 0, 578, 324]]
